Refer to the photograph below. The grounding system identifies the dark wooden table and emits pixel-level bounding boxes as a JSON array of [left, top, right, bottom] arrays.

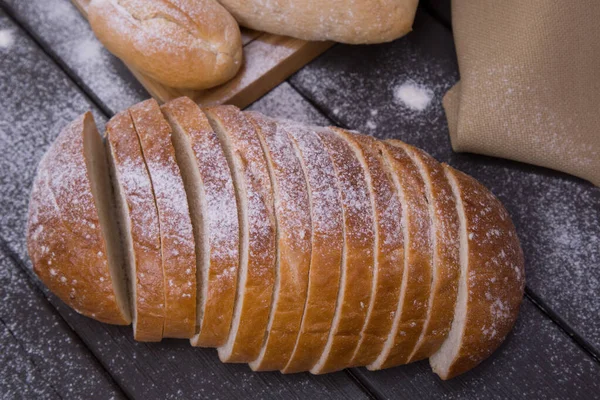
[[1, 1, 599, 399]]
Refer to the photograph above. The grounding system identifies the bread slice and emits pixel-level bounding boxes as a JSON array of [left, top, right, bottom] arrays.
[[244, 112, 312, 371], [204, 106, 277, 363], [389, 141, 460, 362], [281, 121, 344, 374], [310, 128, 375, 374], [161, 98, 240, 348], [27, 112, 131, 325], [368, 141, 433, 370], [429, 165, 525, 380], [332, 130, 405, 367], [105, 111, 164, 341], [129, 99, 196, 339]]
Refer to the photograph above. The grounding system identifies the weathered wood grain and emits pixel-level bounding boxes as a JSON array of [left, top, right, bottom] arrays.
[[0, 250, 125, 399], [0, 10, 369, 399], [289, 9, 600, 357]]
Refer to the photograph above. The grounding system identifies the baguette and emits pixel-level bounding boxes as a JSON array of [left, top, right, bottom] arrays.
[[27, 112, 131, 325], [217, 0, 419, 44], [88, 0, 243, 89], [204, 106, 277, 363], [129, 99, 197, 338], [245, 113, 312, 371], [310, 128, 375, 374], [106, 111, 165, 341], [28, 99, 526, 379], [281, 122, 344, 374], [429, 166, 525, 380], [335, 131, 404, 367], [368, 142, 433, 370], [161, 98, 240, 347]]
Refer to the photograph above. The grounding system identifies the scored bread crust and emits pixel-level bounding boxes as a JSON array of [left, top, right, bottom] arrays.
[[368, 141, 433, 370], [310, 128, 375, 374], [88, 0, 242, 89], [430, 166, 525, 380], [27, 112, 131, 325], [281, 122, 344, 374], [106, 111, 165, 341], [217, 0, 418, 44], [334, 131, 405, 367], [390, 142, 461, 362], [129, 99, 197, 338], [161, 97, 240, 347], [245, 112, 312, 371], [204, 106, 277, 363]]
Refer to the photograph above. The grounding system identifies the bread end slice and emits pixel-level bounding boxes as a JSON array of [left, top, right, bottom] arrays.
[[429, 165, 525, 380], [27, 112, 131, 325]]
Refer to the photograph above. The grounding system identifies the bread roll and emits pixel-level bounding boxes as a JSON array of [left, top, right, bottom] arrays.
[[129, 99, 197, 338], [28, 99, 525, 379], [106, 111, 165, 341], [27, 112, 131, 325], [88, 0, 243, 89], [161, 98, 240, 347], [217, 0, 419, 44]]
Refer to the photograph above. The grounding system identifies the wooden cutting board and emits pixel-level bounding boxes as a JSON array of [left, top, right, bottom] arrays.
[[71, 0, 333, 108]]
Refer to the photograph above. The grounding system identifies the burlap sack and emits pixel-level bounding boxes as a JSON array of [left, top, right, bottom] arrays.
[[444, 0, 600, 186]]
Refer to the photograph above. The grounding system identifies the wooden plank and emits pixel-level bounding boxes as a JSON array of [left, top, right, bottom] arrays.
[[0, 250, 125, 399], [69, 0, 332, 108], [289, 8, 600, 357], [0, 10, 369, 399]]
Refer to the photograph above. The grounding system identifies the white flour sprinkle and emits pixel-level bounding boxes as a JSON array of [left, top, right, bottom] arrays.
[[0, 29, 14, 49], [393, 81, 434, 111]]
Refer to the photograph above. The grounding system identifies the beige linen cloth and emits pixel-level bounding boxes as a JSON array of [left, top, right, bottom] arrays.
[[444, 0, 600, 186]]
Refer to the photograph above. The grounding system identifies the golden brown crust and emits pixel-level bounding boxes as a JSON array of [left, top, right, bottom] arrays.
[[106, 111, 165, 341], [310, 128, 375, 374], [430, 166, 525, 380], [88, 0, 242, 89], [205, 106, 276, 363], [392, 143, 461, 362], [244, 112, 312, 371], [218, 0, 418, 44], [281, 122, 343, 374], [129, 99, 196, 338], [334, 131, 404, 367], [27, 113, 131, 325], [368, 141, 433, 370], [161, 97, 240, 347]]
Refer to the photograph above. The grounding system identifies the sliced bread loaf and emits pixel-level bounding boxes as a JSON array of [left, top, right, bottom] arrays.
[[105, 110, 164, 341], [429, 165, 525, 380], [27, 112, 131, 325], [161, 97, 240, 347], [204, 106, 277, 363], [129, 99, 197, 338], [245, 112, 312, 371]]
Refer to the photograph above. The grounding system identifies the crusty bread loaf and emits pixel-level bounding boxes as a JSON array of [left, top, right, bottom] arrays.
[[161, 98, 240, 347], [129, 99, 197, 338], [88, 0, 243, 90], [106, 111, 165, 341], [368, 142, 433, 370], [429, 165, 525, 380], [245, 113, 312, 371], [310, 128, 375, 374], [280, 121, 344, 374], [390, 141, 460, 362], [217, 0, 419, 44], [28, 99, 525, 379], [335, 131, 404, 367], [204, 106, 277, 363], [27, 112, 131, 325]]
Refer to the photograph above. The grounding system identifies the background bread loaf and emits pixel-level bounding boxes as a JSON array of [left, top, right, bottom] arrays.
[[27, 98, 525, 379], [88, 0, 243, 89]]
